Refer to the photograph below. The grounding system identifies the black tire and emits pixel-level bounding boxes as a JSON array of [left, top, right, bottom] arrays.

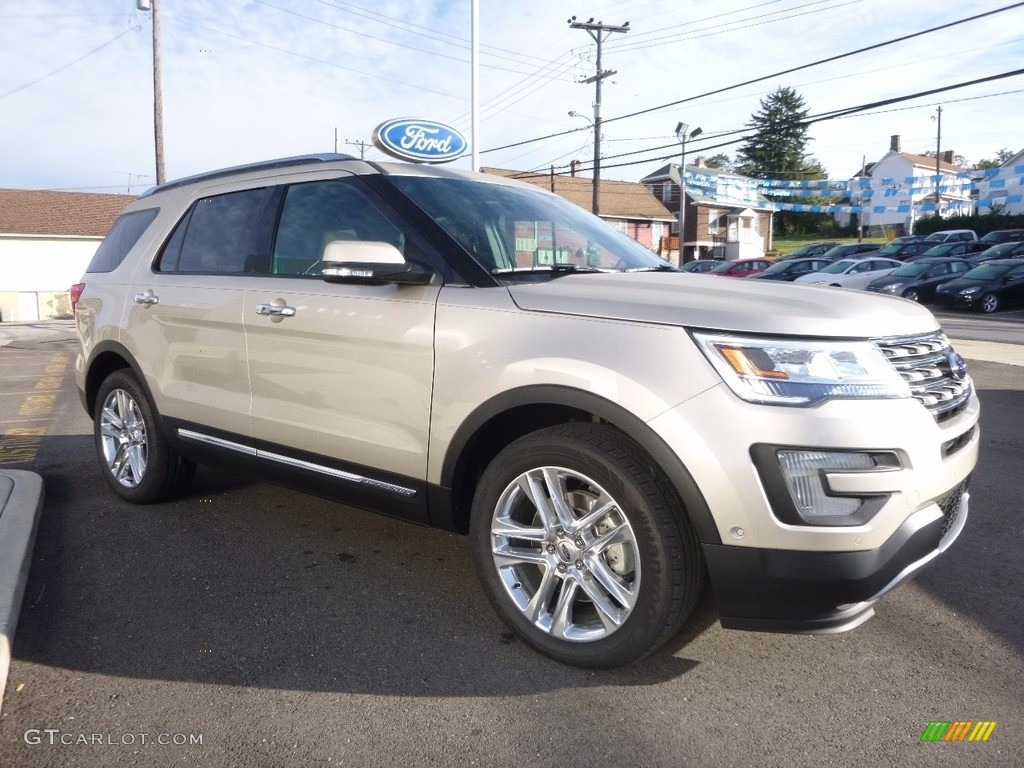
[[980, 293, 999, 314], [470, 423, 703, 668], [93, 370, 196, 503], [902, 288, 920, 302]]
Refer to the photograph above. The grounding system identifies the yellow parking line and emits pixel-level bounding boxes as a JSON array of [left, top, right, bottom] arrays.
[[0, 417, 60, 425], [0, 390, 62, 396]]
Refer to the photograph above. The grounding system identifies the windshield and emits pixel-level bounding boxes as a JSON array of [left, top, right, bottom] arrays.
[[876, 243, 905, 255], [762, 261, 796, 275], [890, 262, 931, 277], [923, 244, 954, 256], [820, 259, 856, 274], [388, 175, 673, 274], [964, 263, 1012, 280], [979, 243, 1019, 258]]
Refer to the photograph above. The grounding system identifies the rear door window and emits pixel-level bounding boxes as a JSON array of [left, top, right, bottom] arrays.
[[157, 187, 276, 273]]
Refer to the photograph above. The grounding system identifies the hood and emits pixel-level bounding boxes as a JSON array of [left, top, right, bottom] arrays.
[[505, 272, 939, 338]]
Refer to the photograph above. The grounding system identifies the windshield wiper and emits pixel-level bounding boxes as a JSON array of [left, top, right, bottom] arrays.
[[491, 263, 603, 276], [625, 264, 678, 272]]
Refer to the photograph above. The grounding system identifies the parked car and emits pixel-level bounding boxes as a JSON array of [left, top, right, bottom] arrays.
[[965, 241, 1024, 264], [707, 258, 772, 277], [794, 257, 903, 289], [873, 239, 933, 261], [72, 153, 979, 668], [818, 242, 883, 261], [979, 229, 1024, 244], [909, 242, 986, 261], [775, 242, 839, 261], [865, 257, 974, 303], [678, 259, 721, 273], [923, 229, 977, 243], [934, 259, 1024, 313], [747, 257, 832, 281]]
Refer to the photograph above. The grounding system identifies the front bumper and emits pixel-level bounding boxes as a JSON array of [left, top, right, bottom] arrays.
[[704, 481, 970, 633]]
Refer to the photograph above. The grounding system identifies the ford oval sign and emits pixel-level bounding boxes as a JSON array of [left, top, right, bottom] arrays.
[[372, 118, 468, 164]]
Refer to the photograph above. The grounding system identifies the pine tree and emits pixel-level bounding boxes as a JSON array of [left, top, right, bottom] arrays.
[[735, 87, 820, 180], [736, 87, 831, 235]]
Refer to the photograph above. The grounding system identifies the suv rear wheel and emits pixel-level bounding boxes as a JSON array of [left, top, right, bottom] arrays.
[[470, 423, 703, 667], [94, 370, 196, 503]]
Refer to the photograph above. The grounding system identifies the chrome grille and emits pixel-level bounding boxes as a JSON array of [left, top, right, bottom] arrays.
[[874, 333, 972, 420]]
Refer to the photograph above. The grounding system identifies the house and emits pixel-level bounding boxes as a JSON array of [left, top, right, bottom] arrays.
[[976, 148, 1024, 216], [836, 135, 972, 236], [640, 160, 774, 262], [481, 165, 675, 253], [1, 189, 133, 322]]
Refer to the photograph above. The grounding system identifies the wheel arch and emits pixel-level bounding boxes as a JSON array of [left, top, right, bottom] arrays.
[[433, 385, 721, 545], [82, 341, 151, 417]]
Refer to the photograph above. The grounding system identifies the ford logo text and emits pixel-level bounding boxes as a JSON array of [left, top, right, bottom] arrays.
[[372, 119, 468, 164]]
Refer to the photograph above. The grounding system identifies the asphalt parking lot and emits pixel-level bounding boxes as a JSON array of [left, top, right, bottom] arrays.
[[0, 320, 1022, 767]]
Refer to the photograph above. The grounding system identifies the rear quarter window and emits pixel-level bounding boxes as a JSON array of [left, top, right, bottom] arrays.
[[85, 208, 159, 273]]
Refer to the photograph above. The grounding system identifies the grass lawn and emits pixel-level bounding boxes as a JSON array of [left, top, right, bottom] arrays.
[[769, 234, 889, 258]]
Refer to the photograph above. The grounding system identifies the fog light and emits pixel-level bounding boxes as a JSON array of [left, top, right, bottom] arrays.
[[776, 450, 900, 525]]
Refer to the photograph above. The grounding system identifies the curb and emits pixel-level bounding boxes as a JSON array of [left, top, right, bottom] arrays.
[[0, 470, 44, 716]]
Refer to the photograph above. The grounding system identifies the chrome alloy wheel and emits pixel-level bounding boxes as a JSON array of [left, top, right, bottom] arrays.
[[99, 388, 149, 488], [489, 466, 640, 642]]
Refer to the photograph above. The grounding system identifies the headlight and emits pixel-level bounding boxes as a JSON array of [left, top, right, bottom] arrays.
[[959, 287, 981, 295], [691, 332, 911, 406], [879, 282, 903, 293]]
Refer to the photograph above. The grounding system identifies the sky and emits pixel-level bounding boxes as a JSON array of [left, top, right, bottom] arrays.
[[1, 0, 1022, 195]]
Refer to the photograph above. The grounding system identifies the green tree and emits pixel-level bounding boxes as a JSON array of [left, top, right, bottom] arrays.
[[703, 153, 733, 171], [973, 148, 1015, 170], [735, 87, 823, 180], [735, 87, 830, 235]]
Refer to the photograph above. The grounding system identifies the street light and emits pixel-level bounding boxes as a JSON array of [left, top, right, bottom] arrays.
[[675, 122, 702, 263]]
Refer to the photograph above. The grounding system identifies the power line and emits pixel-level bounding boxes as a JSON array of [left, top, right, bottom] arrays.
[[531, 67, 1024, 176], [0, 28, 132, 101], [481, 2, 1024, 155]]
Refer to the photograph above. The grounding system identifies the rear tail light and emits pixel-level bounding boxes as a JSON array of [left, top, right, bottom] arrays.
[[70, 283, 85, 313]]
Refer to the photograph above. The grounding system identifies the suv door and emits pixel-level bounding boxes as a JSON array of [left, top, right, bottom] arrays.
[[242, 176, 440, 520], [123, 185, 278, 446]]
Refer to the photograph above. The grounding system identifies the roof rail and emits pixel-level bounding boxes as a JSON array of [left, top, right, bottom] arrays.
[[139, 153, 358, 197]]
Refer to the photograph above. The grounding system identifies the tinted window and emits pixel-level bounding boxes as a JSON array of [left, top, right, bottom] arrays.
[[158, 187, 274, 273], [949, 261, 971, 273], [272, 180, 405, 276], [391, 176, 670, 273], [86, 208, 159, 273]]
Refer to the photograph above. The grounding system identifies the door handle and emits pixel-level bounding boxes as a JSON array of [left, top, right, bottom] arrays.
[[255, 303, 296, 317], [134, 294, 159, 305]]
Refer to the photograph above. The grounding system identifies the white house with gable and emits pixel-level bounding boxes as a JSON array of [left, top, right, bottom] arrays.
[[838, 135, 973, 236]]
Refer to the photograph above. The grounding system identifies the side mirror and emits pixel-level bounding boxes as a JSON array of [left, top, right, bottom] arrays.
[[320, 241, 433, 285]]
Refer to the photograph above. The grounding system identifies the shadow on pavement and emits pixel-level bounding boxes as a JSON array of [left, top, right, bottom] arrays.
[[15, 430, 703, 698]]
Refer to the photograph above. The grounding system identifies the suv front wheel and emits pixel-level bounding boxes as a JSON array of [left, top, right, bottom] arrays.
[[470, 423, 703, 667], [93, 370, 196, 503]]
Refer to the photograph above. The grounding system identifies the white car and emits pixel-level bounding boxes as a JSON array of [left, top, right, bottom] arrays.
[[794, 257, 903, 289]]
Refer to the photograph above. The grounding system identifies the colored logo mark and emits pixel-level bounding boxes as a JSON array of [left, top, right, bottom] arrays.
[[372, 118, 468, 164], [920, 721, 996, 742]]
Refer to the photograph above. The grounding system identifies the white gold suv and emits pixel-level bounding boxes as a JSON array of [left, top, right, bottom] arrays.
[[74, 155, 980, 667]]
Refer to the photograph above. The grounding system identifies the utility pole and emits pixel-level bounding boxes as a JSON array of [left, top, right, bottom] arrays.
[[344, 139, 372, 159], [934, 105, 943, 207], [567, 16, 629, 216], [137, 0, 165, 184]]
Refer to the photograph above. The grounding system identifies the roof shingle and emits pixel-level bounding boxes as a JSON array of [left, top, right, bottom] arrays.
[[0, 188, 136, 238]]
